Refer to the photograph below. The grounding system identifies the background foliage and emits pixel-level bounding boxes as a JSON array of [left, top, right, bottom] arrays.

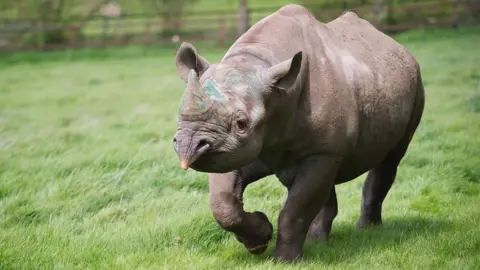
[[1, 0, 478, 47]]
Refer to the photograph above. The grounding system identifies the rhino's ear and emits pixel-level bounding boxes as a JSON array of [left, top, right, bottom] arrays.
[[266, 51, 302, 91], [175, 42, 211, 82]]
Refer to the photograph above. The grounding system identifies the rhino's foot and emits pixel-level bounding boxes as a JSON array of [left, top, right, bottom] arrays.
[[234, 211, 273, 255], [272, 245, 303, 262], [247, 244, 269, 254], [356, 215, 383, 229]]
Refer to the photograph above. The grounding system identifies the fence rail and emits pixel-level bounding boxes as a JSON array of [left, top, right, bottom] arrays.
[[0, 0, 478, 52]]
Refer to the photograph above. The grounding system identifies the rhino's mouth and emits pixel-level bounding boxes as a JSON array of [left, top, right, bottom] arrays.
[[187, 151, 237, 173]]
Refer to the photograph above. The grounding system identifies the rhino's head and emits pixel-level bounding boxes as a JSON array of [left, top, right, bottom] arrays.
[[172, 42, 302, 173]]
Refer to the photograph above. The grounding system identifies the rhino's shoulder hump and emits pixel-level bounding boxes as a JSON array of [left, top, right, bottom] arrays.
[[330, 10, 372, 28], [276, 4, 314, 18]]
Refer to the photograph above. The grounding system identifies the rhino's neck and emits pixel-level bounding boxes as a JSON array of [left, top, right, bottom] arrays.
[[221, 42, 278, 69]]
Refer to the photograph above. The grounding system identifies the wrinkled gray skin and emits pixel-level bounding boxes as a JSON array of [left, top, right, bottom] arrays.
[[172, 4, 425, 262]]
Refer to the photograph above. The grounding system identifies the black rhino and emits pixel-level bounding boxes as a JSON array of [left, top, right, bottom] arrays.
[[172, 4, 425, 262]]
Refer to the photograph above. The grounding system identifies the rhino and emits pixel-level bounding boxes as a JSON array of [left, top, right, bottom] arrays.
[[172, 4, 425, 262]]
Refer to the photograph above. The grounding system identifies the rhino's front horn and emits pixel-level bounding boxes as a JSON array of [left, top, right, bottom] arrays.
[[179, 70, 211, 115]]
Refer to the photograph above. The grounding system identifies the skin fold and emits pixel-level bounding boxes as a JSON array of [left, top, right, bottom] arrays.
[[172, 4, 425, 262]]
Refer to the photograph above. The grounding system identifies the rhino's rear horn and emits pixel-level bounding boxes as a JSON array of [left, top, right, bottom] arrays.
[[179, 70, 211, 115]]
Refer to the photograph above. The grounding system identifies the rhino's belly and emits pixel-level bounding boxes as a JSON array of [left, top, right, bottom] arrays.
[[335, 137, 401, 183], [335, 99, 414, 183], [336, 148, 394, 183]]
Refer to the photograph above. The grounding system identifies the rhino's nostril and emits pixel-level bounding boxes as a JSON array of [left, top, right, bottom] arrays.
[[196, 139, 209, 151], [173, 137, 178, 148]]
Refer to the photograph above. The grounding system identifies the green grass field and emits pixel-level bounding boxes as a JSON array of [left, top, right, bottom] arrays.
[[1, 26, 480, 269]]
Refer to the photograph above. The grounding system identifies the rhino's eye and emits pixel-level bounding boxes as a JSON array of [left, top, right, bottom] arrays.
[[236, 119, 248, 134]]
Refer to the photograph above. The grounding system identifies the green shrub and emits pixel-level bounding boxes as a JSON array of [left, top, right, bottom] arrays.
[[19, 28, 86, 48]]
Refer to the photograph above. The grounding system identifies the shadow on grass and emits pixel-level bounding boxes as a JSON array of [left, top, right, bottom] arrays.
[[304, 216, 451, 264], [222, 216, 452, 265]]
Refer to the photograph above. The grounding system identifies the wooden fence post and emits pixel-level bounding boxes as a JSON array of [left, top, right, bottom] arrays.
[[145, 20, 152, 45], [237, 0, 249, 37], [218, 17, 226, 48], [35, 21, 44, 50], [372, 0, 384, 31], [451, 0, 459, 29], [102, 17, 109, 45], [68, 25, 77, 49]]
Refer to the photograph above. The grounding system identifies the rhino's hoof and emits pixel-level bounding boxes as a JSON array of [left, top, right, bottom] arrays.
[[356, 217, 383, 229], [273, 250, 303, 262], [253, 211, 273, 241], [235, 211, 273, 254], [247, 244, 269, 254]]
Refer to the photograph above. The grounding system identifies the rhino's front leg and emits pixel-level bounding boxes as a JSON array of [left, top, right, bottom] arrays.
[[273, 156, 340, 262], [208, 161, 273, 254]]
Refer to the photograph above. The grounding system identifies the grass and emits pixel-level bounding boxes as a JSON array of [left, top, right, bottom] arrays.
[[1, 25, 480, 269]]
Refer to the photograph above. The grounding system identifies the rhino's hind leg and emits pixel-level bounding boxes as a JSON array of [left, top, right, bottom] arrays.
[[356, 154, 400, 228], [356, 117, 419, 228], [357, 82, 425, 228], [307, 186, 338, 241]]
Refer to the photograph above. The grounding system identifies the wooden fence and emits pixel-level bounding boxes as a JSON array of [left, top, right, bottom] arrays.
[[0, 0, 478, 52]]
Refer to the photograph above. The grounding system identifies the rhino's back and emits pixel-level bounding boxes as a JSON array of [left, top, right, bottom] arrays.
[[317, 12, 422, 181], [273, 8, 422, 180]]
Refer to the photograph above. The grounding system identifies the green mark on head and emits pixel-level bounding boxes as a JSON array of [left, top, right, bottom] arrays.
[[195, 96, 206, 110], [203, 79, 225, 101]]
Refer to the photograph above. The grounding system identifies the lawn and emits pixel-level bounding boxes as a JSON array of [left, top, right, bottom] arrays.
[[1, 26, 479, 269]]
